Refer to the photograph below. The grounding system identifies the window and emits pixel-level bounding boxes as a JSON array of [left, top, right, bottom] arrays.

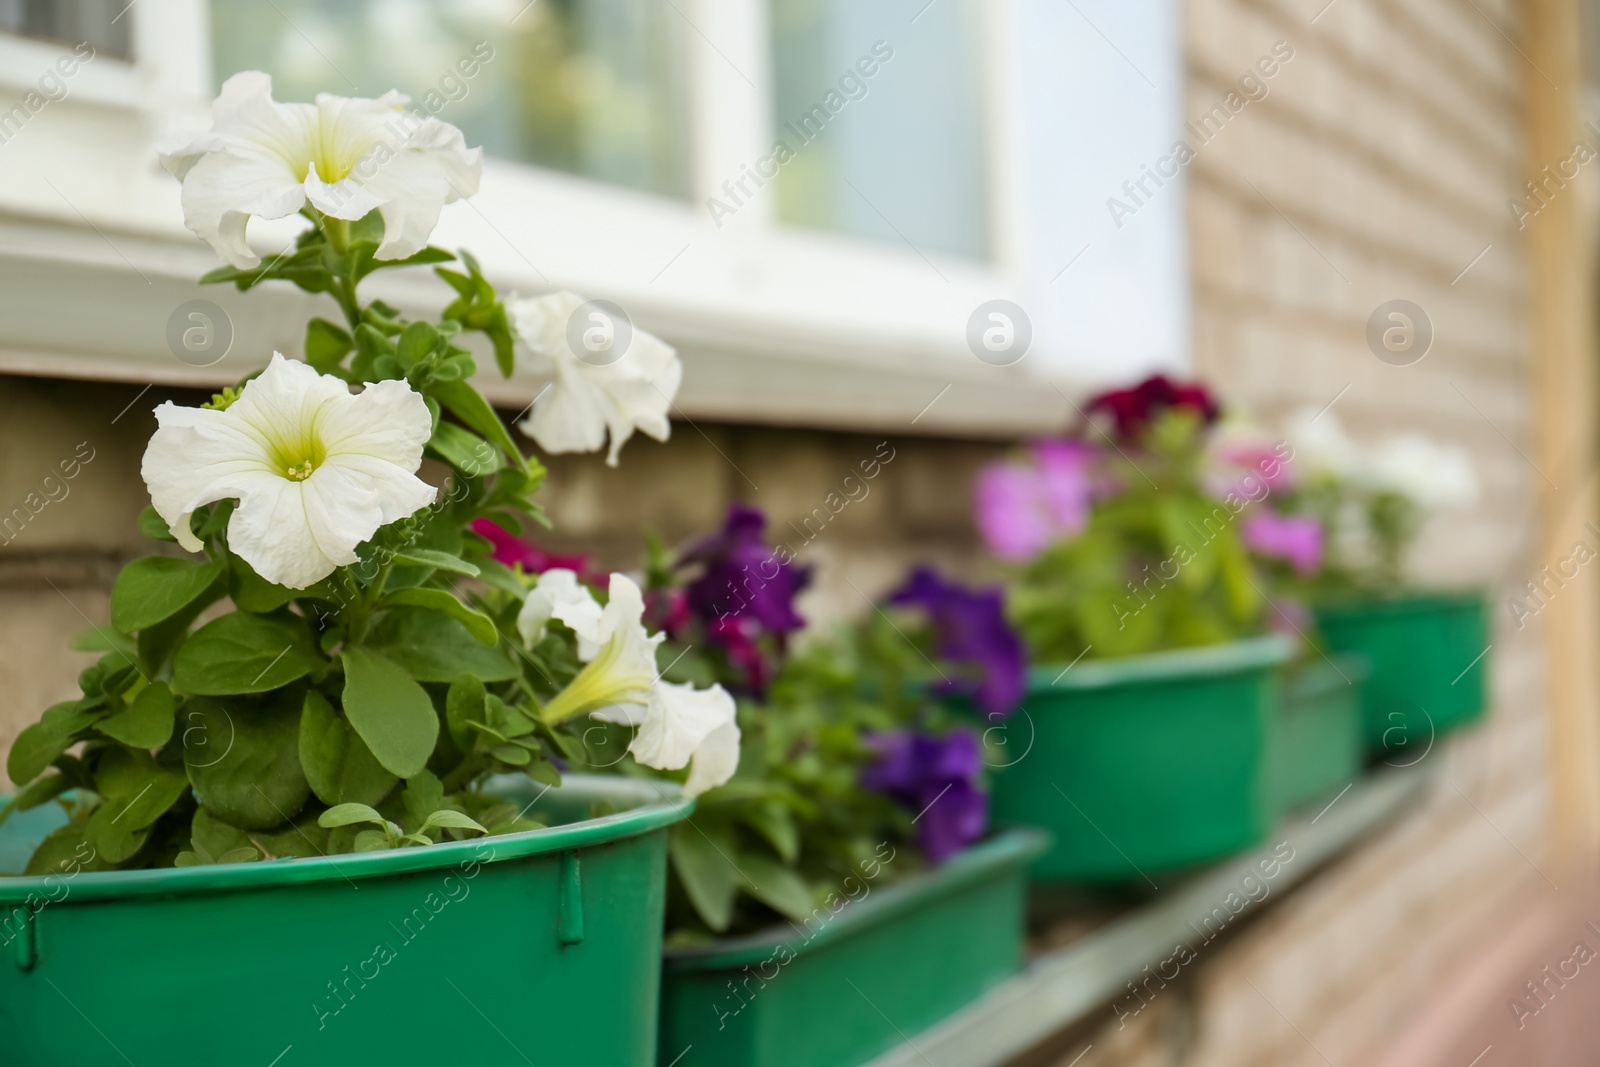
[[0, 0, 131, 59], [209, 0, 691, 199], [769, 0, 990, 260], [0, 0, 1192, 435]]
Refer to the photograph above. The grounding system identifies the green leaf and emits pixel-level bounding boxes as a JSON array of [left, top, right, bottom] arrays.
[[228, 556, 301, 614], [174, 611, 322, 695], [390, 548, 480, 577], [298, 690, 399, 808], [379, 587, 498, 645], [740, 801, 800, 865], [183, 693, 311, 831], [418, 809, 486, 835], [396, 321, 441, 369], [9, 772, 72, 814], [138, 506, 177, 543], [472, 558, 528, 601], [353, 829, 393, 851], [318, 802, 387, 829], [735, 852, 815, 922], [190, 806, 327, 862], [112, 557, 224, 634], [489, 742, 531, 766], [339, 648, 439, 778], [305, 317, 353, 375], [94, 750, 189, 830], [445, 675, 486, 751], [668, 822, 740, 933], [137, 577, 227, 676], [7, 701, 101, 786], [70, 626, 137, 656], [427, 422, 501, 477], [367, 607, 518, 683], [400, 770, 446, 828], [85, 810, 149, 865], [430, 379, 526, 474], [216, 846, 263, 864], [24, 823, 107, 876], [96, 681, 176, 748]]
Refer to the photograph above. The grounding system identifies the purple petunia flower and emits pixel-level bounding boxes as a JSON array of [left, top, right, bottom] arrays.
[[679, 505, 813, 633], [1242, 511, 1324, 576], [888, 567, 1026, 719], [862, 730, 989, 864]]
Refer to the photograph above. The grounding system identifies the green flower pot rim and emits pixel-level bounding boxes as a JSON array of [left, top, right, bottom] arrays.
[[1311, 589, 1487, 618], [1027, 634, 1294, 693], [0, 774, 691, 905], [1284, 654, 1369, 702], [662, 826, 1048, 973]]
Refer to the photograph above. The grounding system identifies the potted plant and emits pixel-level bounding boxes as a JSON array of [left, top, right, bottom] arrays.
[[1210, 422, 1366, 815], [0, 74, 735, 1067], [1258, 409, 1487, 757], [499, 507, 1045, 1067], [974, 375, 1291, 883]]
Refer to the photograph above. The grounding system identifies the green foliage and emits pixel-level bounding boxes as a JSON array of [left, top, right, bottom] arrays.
[[652, 613, 938, 941], [1009, 410, 1266, 663], [7, 206, 581, 876]]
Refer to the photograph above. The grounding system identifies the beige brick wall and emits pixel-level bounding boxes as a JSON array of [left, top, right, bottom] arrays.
[[0, 373, 1010, 761], [1054, 0, 1549, 1062]]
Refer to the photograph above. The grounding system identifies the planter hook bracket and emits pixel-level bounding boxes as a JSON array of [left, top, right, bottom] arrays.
[[7, 905, 36, 971], [558, 850, 584, 947]]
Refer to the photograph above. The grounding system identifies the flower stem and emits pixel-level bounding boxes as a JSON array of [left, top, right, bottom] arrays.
[[312, 212, 363, 331]]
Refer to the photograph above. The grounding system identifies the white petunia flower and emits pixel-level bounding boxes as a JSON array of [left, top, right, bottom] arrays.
[[1366, 434, 1479, 513], [1286, 407, 1363, 481], [510, 291, 682, 466], [160, 71, 482, 269], [597, 682, 741, 798], [537, 572, 740, 795], [516, 568, 604, 650], [141, 353, 435, 589]]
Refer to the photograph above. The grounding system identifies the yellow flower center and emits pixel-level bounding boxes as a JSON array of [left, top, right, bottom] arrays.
[[265, 427, 327, 484]]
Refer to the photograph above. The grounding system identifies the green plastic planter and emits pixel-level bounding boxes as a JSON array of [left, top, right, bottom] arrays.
[[658, 827, 1047, 1067], [989, 634, 1292, 883], [1313, 591, 1489, 753], [0, 775, 691, 1067], [1269, 656, 1366, 816]]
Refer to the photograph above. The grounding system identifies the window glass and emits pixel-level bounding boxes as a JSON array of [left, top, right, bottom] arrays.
[[0, 0, 132, 58], [768, 0, 989, 260], [209, 0, 690, 199]]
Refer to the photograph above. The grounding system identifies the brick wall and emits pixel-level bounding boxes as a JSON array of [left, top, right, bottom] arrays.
[[1053, 0, 1553, 1062], [0, 373, 1011, 762]]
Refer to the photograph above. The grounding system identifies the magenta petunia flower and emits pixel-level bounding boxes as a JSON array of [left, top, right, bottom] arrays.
[[974, 439, 1095, 561], [1242, 511, 1324, 575], [471, 517, 595, 578]]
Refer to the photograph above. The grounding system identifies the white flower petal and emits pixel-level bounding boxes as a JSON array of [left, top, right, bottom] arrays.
[[229, 470, 366, 589], [628, 681, 738, 797], [510, 291, 681, 466], [516, 568, 604, 649], [162, 72, 481, 267], [685, 720, 741, 797], [141, 402, 264, 551], [139, 354, 434, 588]]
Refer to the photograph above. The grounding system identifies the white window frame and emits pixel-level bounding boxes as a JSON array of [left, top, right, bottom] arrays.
[[0, 0, 1187, 436]]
